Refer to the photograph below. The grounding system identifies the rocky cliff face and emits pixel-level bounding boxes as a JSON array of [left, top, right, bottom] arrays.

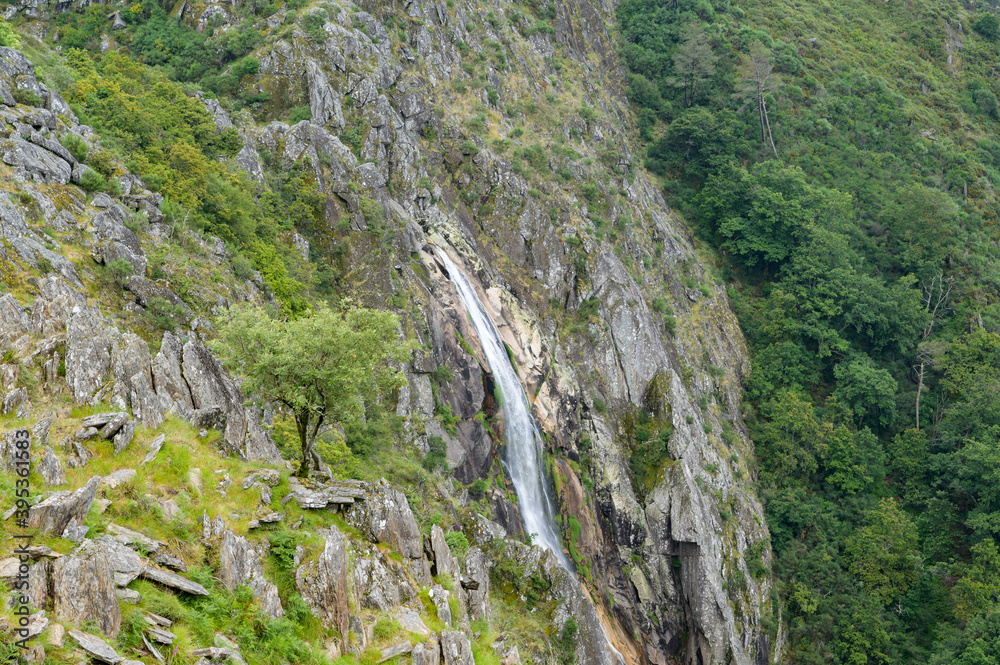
[[218, 1, 775, 661], [0, 0, 778, 659]]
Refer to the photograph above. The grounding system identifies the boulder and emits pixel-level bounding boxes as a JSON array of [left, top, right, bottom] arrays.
[[352, 554, 415, 611], [107, 523, 165, 554], [346, 479, 422, 559], [109, 333, 163, 428], [36, 445, 64, 485], [28, 475, 101, 535], [68, 629, 121, 664], [429, 525, 459, 578], [101, 468, 136, 490], [412, 640, 440, 665], [124, 276, 192, 321], [29, 276, 86, 338], [1, 137, 72, 184], [378, 642, 412, 663], [79, 535, 145, 587], [295, 528, 349, 644], [218, 530, 283, 619], [53, 544, 121, 637], [429, 584, 452, 627], [440, 631, 474, 665], [140, 567, 209, 596], [65, 306, 113, 404], [463, 547, 491, 623]]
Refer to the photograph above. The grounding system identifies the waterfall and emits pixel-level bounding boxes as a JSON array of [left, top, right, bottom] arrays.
[[435, 249, 571, 568], [436, 248, 627, 665]]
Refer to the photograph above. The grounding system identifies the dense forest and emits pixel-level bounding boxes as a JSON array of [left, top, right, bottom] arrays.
[[617, 0, 1000, 661]]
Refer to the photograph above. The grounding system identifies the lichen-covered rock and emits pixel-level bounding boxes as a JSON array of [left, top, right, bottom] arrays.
[[78, 534, 145, 587], [53, 543, 121, 637], [28, 475, 101, 535], [440, 631, 474, 665], [180, 338, 283, 464], [68, 629, 121, 664], [65, 306, 113, 404], [346, 479, 422, 559], [352, 554, 415, 611], [429, 524, 460, 580], [463, 547, 491, 624], [37, 445, 64, 485], [218, 530, 283, 619], [295, 528, 349, 645]]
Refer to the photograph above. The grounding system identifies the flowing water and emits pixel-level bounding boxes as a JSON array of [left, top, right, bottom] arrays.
[[436, 248, 626, 665], [436, 249, 570, 568]]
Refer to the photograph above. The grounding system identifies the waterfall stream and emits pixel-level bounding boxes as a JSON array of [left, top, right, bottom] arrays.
[[436, 248, 626, 665], [436, 249, 570, 568]]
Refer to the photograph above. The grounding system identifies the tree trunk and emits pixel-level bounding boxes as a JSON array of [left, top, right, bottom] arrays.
[[756, 82, 766, 144], [915, 360, 925, 431], [763, 97, 778, 156], [295, 410, 316, 477]]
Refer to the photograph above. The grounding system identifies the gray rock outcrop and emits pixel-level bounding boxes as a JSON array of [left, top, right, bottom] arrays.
[[28, 475, 100, 535], [295, 528, 349, 645], [218, 530, 284, 619], [346, 479, 422, 559], [53, 544, 121, 637]]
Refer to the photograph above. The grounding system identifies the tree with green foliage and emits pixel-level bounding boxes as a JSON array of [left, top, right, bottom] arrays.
[[669, 23, 717, 108], [847, 499, 919, 604], [213, 304, 412, 476], [975, 13, 1000, 41]]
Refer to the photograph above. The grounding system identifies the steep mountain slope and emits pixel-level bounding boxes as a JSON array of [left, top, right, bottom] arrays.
[[0, 0, 777, 662]]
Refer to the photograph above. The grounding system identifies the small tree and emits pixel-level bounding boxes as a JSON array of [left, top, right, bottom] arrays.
[[214, 303, 411, 476], [669, 23, 718, 108]]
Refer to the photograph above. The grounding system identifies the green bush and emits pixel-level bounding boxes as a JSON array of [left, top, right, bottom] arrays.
[[108, 258, 133, 287], [125, 210, 149, 234], [146, 296, 187, 330], [79, 168, 106, 193], [61, 132, 88, 162], [12, 88, 42, 107], [423, 435, 447, 472], [0, 19, 20, 49], [975, 13, 1000, 40], [301, 12, 327, 41], [288, 106, 312, 124], [444, 530, 470, 557]]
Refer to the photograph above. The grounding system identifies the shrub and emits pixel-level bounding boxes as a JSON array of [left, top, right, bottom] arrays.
[[0, 20, 20, 49], [108, 258, 133, 287], [445, 530, 470, 557], [975, 13, 1000, 41], [288, 106, 312, 124], [12, 88, 42, 107], [125, 210, 149, 234], [301, 12, 327, 41], [79, 169, 105, 193], [61, 133, 88, 162], [423, 435, 447, 472], [87, 150, 117, 178], [146, 296, 187, 330]]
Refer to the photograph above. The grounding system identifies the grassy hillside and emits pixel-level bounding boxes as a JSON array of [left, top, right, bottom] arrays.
[[617, 0, 1000, 661]]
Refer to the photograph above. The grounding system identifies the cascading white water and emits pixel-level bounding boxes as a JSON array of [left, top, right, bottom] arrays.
[[436, 249, 571, 568], [437, 248, 626, 665]]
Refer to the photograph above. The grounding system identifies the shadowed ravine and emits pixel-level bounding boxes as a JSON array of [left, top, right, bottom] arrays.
[[435, 247, 626, 665]]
